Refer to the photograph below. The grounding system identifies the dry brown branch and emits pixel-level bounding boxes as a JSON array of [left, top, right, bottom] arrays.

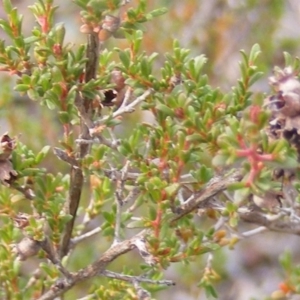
[[239, 210, 300, 235], [101, 270, 175, 286], [38, 230, 147, 300], [59, 32, 99, 258], [171, 169, 243, 223]]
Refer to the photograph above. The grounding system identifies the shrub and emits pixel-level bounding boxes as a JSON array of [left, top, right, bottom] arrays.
[[0, 0, 300, 299]]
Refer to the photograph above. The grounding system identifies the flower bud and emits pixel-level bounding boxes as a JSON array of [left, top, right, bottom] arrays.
[[98, 29, 113, 42], [80, 24, 93, 34]]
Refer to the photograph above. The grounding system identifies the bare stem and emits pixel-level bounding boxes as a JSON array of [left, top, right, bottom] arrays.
[[37, 230, 147, 300], [59, 32, 99, 258], [114, 198, 122, 244], [71, 226, 102, 245], [171, 169, 243, 223], [101, 270, 175, 286], [241, 226, 267, 237]]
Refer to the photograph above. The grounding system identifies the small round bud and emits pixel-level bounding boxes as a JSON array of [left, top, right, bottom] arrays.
[[80, 24, 93, 34], [98, 29, 113, 42]]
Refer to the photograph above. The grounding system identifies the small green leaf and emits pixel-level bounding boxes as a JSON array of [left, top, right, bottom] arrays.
[[58, 111, 71, 124], [103, 211, 114, 223], [249, 43, 261, 63], [45, 98, 57, 110], [35, 145, 50, 164], [233, 187, 250, 204], [212, 153, 228, 167], [204, 284, 218, 298], [279, 251, 292, 271], [164, 183, 180, 197], [59, 214, 73, 224], [248, 71, 263, 86], [148, 7, 168, 18], [119, 49, 131, 69], [14, 84, 30, 92], [27, 89, 40, 101], [127, 219, 146, 228], [3, 0, 13, 13], [156, 103, 174, 116]]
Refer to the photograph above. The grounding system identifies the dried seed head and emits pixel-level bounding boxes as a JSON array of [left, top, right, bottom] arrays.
[[0, 133, 15, 160], [13, 213, 30, 229], [266, 67, 300, 119], [0, 159, 18, 185], [102, 15, 120, 33], [252, 191, 282, 211], [269, 67, 295, 88]]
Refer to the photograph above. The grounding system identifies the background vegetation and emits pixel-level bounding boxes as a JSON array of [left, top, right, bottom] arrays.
[[1, 1, 300, 299]]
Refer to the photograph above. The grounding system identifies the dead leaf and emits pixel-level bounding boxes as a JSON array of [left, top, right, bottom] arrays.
[[0, 159, 17, 185], [0, 133, 15, 160]]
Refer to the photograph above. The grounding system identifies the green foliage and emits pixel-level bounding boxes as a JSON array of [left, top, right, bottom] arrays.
[[0, 1, 299, 300]]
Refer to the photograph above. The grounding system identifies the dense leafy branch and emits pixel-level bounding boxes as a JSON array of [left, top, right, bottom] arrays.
[[1, 0, 300, 299]]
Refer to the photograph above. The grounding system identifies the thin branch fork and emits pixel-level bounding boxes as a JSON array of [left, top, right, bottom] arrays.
[[94, 88, 153, 126], [37, 230, 147, 300]]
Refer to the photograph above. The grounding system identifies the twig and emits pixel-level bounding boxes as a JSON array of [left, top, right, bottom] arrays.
[[75, 139, 97, 145], [241, 226, 267, 237], [107, 128, 118, 145], [211, 203, 300, 235], [133, 280, 151, 300], [239, 210, 300, 235], [206, 253, 213, 269], [119, 87, 132, 108], [114, 161, 131, 244], [71, 226, 102, 245], [132, 237, 157, 266], [76, 135, 120, 149], [11, 183, 35, 200], [281, 207, 300, 222], [177, 187, 186, 205], [123, 186, 140, 206], [113, 197, 122, 244], [59, 31, 99, 258], [53, 147, 79, 167], [171, 169, 243, 223], [39, 238, 72, 279], [213, 216, 227, 231], [115, 160, 130, 204], [23, 268, 42, 291], [104, 169, 139, 180], [82, 196, 95, 226], [101, 270, 175, 286], [69, 196, 101, 248], [97, 89, 153, 124], [37, 230, 147, 300]]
